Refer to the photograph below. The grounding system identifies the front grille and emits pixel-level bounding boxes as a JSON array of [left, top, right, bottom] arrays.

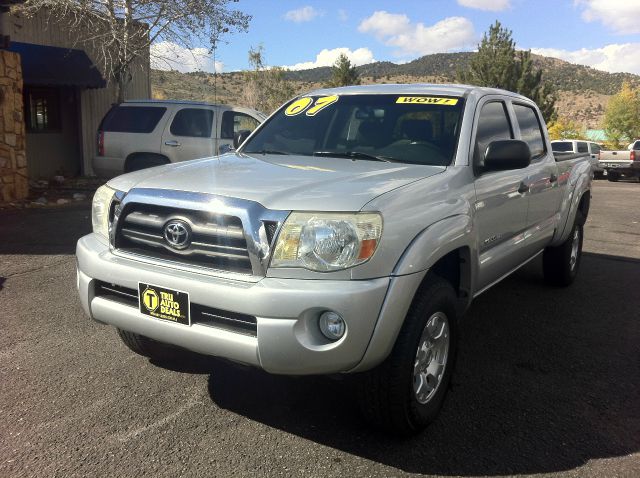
[[114, 204, 252, 274], [94, 280, 258, 336]]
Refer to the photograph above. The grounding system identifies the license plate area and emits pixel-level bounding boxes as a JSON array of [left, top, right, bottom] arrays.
[[138, 283, 190, 326]]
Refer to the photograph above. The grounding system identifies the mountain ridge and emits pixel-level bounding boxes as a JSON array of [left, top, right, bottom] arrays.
[[151, 51, 640, 129]]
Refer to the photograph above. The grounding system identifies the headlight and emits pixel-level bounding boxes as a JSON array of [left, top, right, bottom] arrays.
[[91, 184, 115, 239], [271, 212, 382, 272]]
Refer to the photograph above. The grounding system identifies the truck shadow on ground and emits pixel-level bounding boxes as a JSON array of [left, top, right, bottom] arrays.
[[205, 253, 640, 476]]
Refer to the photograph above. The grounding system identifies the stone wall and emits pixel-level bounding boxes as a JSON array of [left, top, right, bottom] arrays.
[[0, 49, 27, 202]]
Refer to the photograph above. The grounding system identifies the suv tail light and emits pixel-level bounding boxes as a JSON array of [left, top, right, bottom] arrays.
[[632, 150, 637, 162], [97, 130, 104, 156]]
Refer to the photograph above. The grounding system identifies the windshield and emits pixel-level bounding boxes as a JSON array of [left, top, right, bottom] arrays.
[[552, 141, 573, 152], [241, 94, 465, 166]]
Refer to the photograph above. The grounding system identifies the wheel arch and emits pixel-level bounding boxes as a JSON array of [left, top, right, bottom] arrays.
[[124, 152, 171, 172], [350, 217, 475, 373]]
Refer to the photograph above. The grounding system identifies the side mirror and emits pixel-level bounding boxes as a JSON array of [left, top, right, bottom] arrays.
[[483, 140, 531, 171], [233, 130, 252, 150], [218, 143, 233, 155]]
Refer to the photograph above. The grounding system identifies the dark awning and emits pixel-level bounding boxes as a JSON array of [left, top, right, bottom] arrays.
[[9, 41, 107, 88]]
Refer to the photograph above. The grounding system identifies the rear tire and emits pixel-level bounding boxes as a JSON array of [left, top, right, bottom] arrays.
[[117, 329, 180, 362], [357, 276, 458, 435], [607, 171, 620, 182], [543, 216, 583, 287]]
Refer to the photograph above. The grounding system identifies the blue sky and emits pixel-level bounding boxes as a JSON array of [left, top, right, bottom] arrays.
[[151, 0, 640, 75]]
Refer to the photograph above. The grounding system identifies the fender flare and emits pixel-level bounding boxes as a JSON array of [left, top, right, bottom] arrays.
[[351, 214, 474, 372], [552, 176, 591, 246], [392, 214, 473, 277]]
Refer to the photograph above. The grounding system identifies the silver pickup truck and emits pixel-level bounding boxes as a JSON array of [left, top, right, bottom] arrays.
[[76, 84, 592, 434]]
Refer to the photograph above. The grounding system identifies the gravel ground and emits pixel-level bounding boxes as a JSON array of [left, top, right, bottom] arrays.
[[0, 181, 639, 478]]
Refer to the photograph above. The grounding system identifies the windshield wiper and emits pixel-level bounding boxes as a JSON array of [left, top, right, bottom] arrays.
[[243, 149, 290, 155], [313, 151, 396, 163]]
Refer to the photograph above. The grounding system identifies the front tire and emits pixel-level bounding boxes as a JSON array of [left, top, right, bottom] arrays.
[[357, 276, 458, 435], [543, 217, 583, 287], [117, 329, 180, 362]]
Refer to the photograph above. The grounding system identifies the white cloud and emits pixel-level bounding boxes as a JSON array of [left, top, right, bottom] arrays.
[[284, 47, 375, 70], [338, 9, 348, 22], [284, 6, 322, 23], [359, 11, 477, 56], [151, 41, 223, 73], [457, 0, 511, 11], [531, 43, 640, 75], [575, 0, 640, 34]]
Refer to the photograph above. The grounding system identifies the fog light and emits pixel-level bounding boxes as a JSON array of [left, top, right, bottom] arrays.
[[319, 311, 346, 340]]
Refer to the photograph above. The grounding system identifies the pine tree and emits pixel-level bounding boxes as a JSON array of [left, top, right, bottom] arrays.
[[458, 21, 556, 121], [327, 53, 360, 87]]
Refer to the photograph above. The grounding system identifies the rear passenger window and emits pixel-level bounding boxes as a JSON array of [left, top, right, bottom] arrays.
[[513, 104, 546, 158], [170, 108, 214, 138], [576, 142, 588, 153], [474, 101, 513, 165], [102, 106, 166, 133], [221, 112, 260, 139]]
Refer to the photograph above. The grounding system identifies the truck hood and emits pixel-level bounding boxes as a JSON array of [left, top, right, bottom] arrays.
[[108, 153, 445, 211]]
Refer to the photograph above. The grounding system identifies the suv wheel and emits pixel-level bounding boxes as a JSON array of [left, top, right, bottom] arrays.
[[117, 329, 180, 362], [357, 276, 458, 435]]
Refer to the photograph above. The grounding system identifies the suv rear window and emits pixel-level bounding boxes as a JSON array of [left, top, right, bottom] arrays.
[[102, 106, 166, 133], [552, 141, 573, 152]]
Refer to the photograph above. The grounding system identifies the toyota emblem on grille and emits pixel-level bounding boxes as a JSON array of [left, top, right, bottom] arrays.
[[163, 220, 191, 250]]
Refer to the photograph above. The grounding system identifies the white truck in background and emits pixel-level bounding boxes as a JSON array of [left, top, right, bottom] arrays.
[[599, 140, 640, 182]]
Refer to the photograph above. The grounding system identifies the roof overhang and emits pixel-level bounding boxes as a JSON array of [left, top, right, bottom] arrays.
[[9, 41, 106, 89]]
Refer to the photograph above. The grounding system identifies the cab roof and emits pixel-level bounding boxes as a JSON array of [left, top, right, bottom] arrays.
[[305, 83, 532, 102]]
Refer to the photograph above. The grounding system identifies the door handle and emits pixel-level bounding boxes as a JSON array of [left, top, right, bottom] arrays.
[[518, 182, 529, 194], [165, 140, 181, 147], [549, 173, 558, 183]]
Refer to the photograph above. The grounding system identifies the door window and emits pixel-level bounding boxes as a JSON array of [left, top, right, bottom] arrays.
[[576, 142, 589, 153], [474, 101, 513, 165], [170, 108, 214, 138], [221, 111, 260, 139], [513, 104, 546, 159], [590, 143, 601, 154]]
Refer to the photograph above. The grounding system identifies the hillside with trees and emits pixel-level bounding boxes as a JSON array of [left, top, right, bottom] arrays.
[[151, 51, 640, 129]]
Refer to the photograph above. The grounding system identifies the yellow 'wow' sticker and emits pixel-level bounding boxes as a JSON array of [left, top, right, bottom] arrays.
[[396, 97, 459, 105]]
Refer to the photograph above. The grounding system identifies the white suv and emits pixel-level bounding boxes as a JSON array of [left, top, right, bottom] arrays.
[[93, 100, 266, 178], [551, 139, 604, 178]]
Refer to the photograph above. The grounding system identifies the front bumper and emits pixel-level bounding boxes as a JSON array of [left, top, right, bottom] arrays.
[[76, 233, 394, 375]]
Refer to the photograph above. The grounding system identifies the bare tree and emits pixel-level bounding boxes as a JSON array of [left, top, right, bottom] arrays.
[[241, 45, 294, 114], [17, 1, 250, 103]]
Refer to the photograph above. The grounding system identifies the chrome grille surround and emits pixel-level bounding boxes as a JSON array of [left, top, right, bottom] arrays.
[[109, 188, 289, 279]]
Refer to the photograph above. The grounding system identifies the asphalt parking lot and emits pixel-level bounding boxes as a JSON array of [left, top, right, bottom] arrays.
[[1, 181, 639, 478]]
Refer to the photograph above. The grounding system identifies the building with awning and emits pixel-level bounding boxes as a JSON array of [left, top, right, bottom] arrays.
[[6, 9, 150, 179]]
